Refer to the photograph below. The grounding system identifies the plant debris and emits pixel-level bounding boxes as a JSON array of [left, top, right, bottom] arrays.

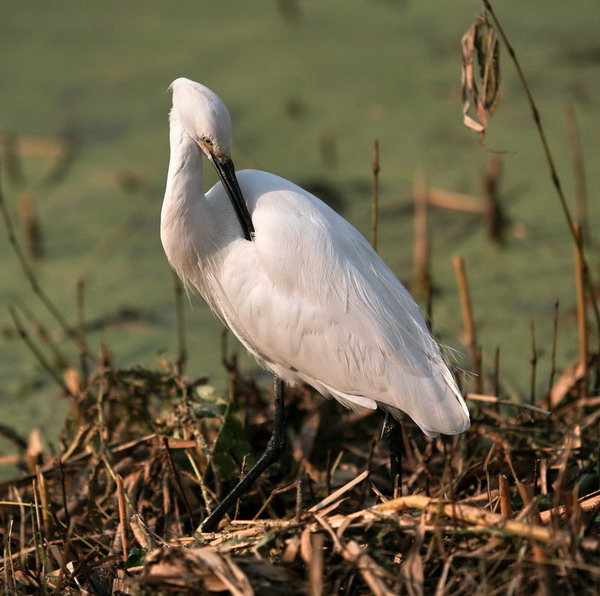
[[1, 351, 600, 594]]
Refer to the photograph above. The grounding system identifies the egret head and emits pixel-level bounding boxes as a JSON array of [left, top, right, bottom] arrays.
[[169, 77, 233, 163], [169, 78, 255, 241]]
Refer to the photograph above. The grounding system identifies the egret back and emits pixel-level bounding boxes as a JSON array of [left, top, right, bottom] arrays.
[[178, 169, 469, 437]]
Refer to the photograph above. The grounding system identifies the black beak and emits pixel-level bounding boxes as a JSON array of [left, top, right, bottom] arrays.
[[211, 155, 255, 242]]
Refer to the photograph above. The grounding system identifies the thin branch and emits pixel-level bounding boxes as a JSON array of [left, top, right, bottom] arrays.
[[8, 305, 72, 396]]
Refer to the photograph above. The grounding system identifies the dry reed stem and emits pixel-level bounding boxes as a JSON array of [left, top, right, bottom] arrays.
[[547, 299, 560, 409], [370, 139, 380, 251], [493, 346, 500, 397], [498, 474, 513, 518], [17, 191, 43, 259], [309, 532, 324, 596], [308, 469, 368, 513], [425, 188, 487, 213], [539, 491, 600, 523], [35, 467, 52, 542], [0, 134, 71, 159], [116, 474, 129, 562], [76, 279, 90, 382], [530, 320, 537, 405], [3, 519, 15, 593], [562, 101, 588, 241], [453, 255, 478, 373], [173, 271, 187, 374], [574, 224, 588, 393], [413, 168, 430, 298], [369, 495, 554, 543], [481, 154, 504, 242]]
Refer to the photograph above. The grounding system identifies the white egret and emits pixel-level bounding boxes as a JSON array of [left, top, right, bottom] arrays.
[[160, 78, 470, 531]]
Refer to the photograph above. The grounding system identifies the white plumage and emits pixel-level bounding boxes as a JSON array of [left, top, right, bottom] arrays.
[[161, 78, 470, 438]]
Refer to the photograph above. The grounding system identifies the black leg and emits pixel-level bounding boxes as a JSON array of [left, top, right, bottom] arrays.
[[383, 416, 403, 498], [202, 376, 286, 532]]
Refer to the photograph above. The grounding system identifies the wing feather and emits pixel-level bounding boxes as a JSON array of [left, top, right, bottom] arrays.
[[209, 170, 470, 436]]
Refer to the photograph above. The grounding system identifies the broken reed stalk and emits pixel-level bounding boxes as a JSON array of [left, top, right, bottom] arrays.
[[0, 172, 76, 343], [370, 139, 379, 251], [76, 279, 90, 382], [309, 532, 324, 596], [493, 346, 500, 398], [58, 458, 70, 530], [17, 191, 43, 259], [547, 300, 560, 410], [35, 466, 52, 542], [116, 474, 129, 562], [530, 320, 537, 405], [498, 474, 513, 518], [31, 480, 43, 574], [413, 168, 430, 299], [483, 0, 600, 358], [424, 188, 486, 213], [172, 271, 187, 374], [481, 154, 503, 243], [574, 225, 588, 393], [373, 494, 553, 543], [563, 101, 588, 241], [453, 255, 478, 373]]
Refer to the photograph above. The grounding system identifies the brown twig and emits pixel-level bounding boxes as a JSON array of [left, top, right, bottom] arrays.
[[8, 305, 72, 396]]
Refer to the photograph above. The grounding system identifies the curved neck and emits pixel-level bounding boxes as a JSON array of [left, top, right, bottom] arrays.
[[163, 120, 205, 214], [161, 119, 215, 270]]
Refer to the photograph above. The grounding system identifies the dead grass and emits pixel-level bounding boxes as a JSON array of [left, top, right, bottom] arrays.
[[0, 348, 599, 594]]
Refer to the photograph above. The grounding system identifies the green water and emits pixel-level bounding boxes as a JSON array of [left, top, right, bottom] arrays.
[[1, 1, 599, 451]]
